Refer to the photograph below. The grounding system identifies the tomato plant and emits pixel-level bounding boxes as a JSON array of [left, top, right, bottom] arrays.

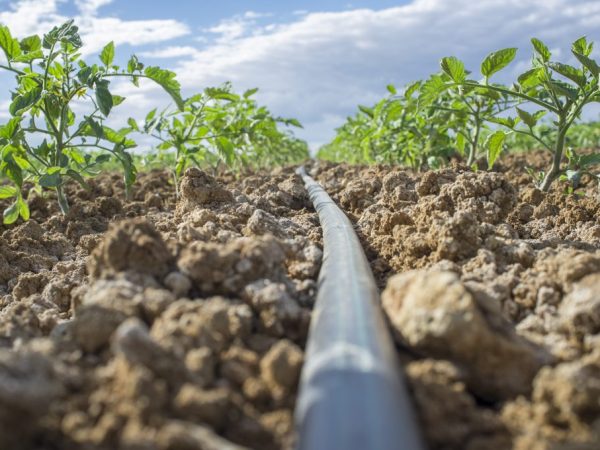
[[319, 83, 458, 169], [133, 83, 306, 194], [438, 37, 600, 190], [324, 37, 600, 192], [0, 20, 183, 222]]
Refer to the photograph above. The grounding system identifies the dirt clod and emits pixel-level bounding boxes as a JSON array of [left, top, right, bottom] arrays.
[[383, 269, 547, 400]]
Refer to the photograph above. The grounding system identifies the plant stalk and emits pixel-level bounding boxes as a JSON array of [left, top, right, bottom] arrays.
[[56, 185, 70, 214], [540, 125, 567, 192], [467, 119, 481, 166]]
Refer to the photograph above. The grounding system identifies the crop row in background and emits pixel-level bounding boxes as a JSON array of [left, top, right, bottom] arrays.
[[2, 21, 600, 224]]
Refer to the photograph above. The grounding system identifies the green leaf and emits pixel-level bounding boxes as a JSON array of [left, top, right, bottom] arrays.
[[116, 149, 137, 190], [13, 50, 43, 63], [481, 48, 517, 79], [531, 38, 551, 62], [486, 130, 506, 170], [3, 200, 19, 225], [12, 154, 31, 170], [85, 117, 105, 138], [0, 185, 17, 199], [95, 154, 111, 164], [105, 127, 136, 148], [127, 54, 143, 73], [533, 110, 547, 121], [456, 133, 466, 155], [386, 84, 397, 95], [43, 20, 82, 50], [4, 160, 23, 187], [404, 81, 421, 99], [282, 118, 300, 128], [440, 56, 466, 83], [95, 81, 113, 116], [143, 66, 184, 110], [0, 25, 22, 62], [100, 41, 115, 66], [216, 136, 235, 165], [0, 117, 22, 139], [157, 141, 173, 151], [17, 197, 29, 221], [77, 66, 94, 85], [488, 116, 518, 129], [112, 95, 126, 106], [572, 37, 593, 57], [578, 153, 600, 167], [476, 86, 502, 101], [549, 80, 578, 100], [66, 169, 90, 190], [358, 105, 374, 118], [9, 87, 42, 115], [418, 75, 448, 107], [47, 166, 62, 175], [572, 51, 600, 78], [516, 107, 538, 128], [145, 108, 157, 123], [518, 68, 543, 89], [243, 88, 259, 98], [127, 118, 139, 131], [64, 148, 86, 165], [19, 35, 41, 53], [205, 87, 239, 102], [81, 120, 138, 148], [549, 62, 586, 88], [39, 172, 62, 188]]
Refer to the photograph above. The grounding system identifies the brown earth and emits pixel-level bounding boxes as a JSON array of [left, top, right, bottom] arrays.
[[0, 167, 321, 450], [1, 150, 600, 450], [313, 151, 600, 450]]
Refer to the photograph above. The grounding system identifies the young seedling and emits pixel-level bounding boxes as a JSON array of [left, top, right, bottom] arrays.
[[320, 83, 458, 168], [134, 84, 305, 195], [561, 147, 600, 193], [0, 20, 183, 222], [422, 58, 521, 169], [439, 37, 600, 190]]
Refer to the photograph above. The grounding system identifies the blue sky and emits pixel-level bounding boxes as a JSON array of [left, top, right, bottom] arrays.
[[1, 0, 600, 149], [97, 1, 411, 24]]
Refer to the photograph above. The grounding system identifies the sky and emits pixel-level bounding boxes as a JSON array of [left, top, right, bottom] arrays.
[[1, 0, 600, 150]]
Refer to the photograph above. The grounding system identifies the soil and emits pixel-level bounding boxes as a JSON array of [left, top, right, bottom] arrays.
[[313, 151, 600, 450], [1, 150, 599, 450], [0, 167, 321, 450]]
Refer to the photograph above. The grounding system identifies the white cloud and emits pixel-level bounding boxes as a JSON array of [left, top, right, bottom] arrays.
[[0, 0, 66, 36], [0, 0, 189, 56], [76, 17, 189, 54], [139, 46, 199, 59], [74, 0, 112, 16], [166, 0, 600, 148], [243, 11, 272, 20], [203, 10, 276, 44]]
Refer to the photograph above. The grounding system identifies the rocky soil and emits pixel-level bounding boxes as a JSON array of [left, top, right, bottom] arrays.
[[0, 167, 321, 450], [1, 150, 599, 450], [314, 152, 600, 450]]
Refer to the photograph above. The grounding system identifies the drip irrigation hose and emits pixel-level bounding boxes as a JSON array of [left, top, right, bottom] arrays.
[[294, 166, 425, 450]]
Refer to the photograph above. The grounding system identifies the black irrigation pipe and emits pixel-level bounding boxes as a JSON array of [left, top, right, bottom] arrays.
[[294, 166, 425, 450]]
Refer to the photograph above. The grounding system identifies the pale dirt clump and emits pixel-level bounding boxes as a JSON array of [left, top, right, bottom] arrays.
[[315, 156, 600, 450], [0, 167, 320, 450]]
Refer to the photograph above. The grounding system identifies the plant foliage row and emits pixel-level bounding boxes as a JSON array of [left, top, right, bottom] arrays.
[[0, 21, 308, 223], [319, 37, 600, 192]]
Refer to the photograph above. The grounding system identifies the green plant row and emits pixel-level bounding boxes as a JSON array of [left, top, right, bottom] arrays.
[[319, 37, 600, 192], [0, 21, 308, 224]]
